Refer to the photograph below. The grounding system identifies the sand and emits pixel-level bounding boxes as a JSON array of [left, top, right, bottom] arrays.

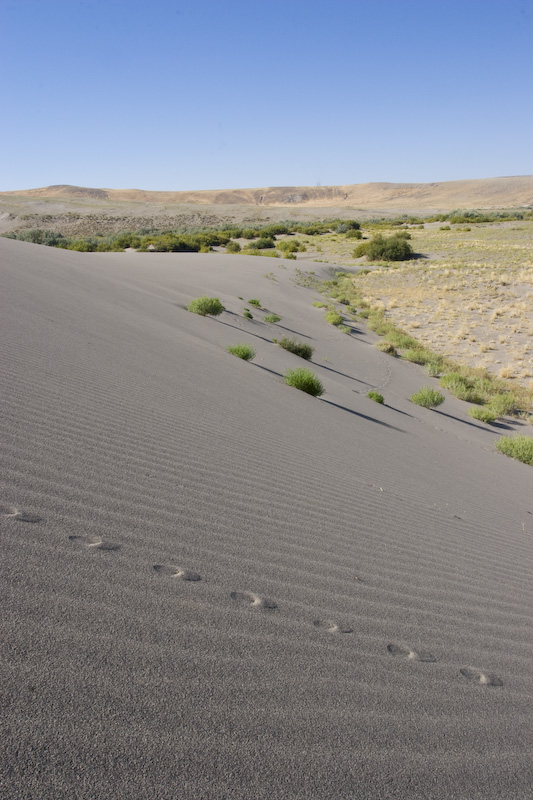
[[1, 238, 532, 799]]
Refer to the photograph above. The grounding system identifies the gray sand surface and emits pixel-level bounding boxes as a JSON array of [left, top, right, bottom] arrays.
[[1, 238, 532, 799]]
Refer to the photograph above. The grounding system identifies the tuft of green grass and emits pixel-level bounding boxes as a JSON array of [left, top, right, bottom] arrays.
[[495, 434, 533, 465], [367, 390, 384, 403], [243, 309, 253, 319], [248, 299, 261, 306], [284, 367, 324, 397], [275, 337, 314, 360], [402, 349, 435, 366], [425, 361, 442, 377], [376, 341, 397, 355], [486, 393, 516, 417], [313, 301, 327, 308], [468, 406, 497, 424], [227, 343, 255, 361], [337, 325, 351, 334], [439, 373, 483, 404], [264, 313, 281, 323], [324, 310, 343, 326], [410, 387, 445, 408], [187, 296, 225, 317]]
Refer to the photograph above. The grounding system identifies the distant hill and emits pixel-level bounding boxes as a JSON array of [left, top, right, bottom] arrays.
[[2, 176, 533, 210]]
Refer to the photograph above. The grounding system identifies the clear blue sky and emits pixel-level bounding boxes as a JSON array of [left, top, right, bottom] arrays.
[[1, 0, 532, 191]]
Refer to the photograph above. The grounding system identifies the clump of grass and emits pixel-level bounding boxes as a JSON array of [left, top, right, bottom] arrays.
[[486, 393, 516, 417], [243, 309, 253, 319], [227, 343, 255, 361], [324, 310, 343, 326], [410, 387, 445, 408], [284, 367, 324, 396], [402, 349, 435, 366], [495, 434, 533, 465], [187, 296, 225, 317], [376, 341, 397, 355], [468, 406, 497, 424], [439, 373, 483, 404], [367, 390, 384, 403], [275, 337, 314, 360], [425, 361, 442, 377], [248, 299, 261, 306], [264, 313, 281, 323], [313, 301, 327, 308]]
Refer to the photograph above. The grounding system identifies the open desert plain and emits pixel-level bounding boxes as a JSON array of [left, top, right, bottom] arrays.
[[1, 179, 533, 799]]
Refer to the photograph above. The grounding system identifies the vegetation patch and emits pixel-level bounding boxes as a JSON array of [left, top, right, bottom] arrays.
[[187, 296, 225, 317], [274, 337, 314, 360], [468, 406, 497, 423], [367, 391, 384, 403], [264, 313, 281, 323], [248, 299, 261, 306], [324, 310, 344, 326], [243, 309, 254, 319], [227, 343, 255, 361], [495, 434, 533, 465], [410, 387, 445, 408], [284, 368, 324, 397], [376, 341, 397, 355]]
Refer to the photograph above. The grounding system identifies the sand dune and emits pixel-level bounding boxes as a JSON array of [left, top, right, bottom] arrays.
[[1, 238, 532, 799]]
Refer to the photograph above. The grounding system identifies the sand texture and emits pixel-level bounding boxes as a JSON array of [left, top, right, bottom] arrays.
[[1, 238, 532, 799]]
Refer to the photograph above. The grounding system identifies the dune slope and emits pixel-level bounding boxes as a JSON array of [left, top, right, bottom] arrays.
[[1, 239, 532, 799]]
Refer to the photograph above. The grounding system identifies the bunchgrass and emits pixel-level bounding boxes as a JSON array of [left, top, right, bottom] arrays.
[[248, 299, 261, 306], [410, 387, 445, 408], [187, 296, 225, 317], [227, 343, 255, 361], [243, 309, 254, 319], [284, 367, 324, 396], [376, 341, 397, 355], [313, 301, 327, 308], [264, 313, 281, 323], [468, 406, 497, 424], [324, 310, 343, 326], [495, 434, 533, 465], [367, 390, 384, 403], [275, 337, 314, 360]]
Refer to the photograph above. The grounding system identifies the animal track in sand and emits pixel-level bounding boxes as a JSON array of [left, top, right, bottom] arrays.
[[387, 644, 437, 662], [1, 505, 43, 523], [153, 564, 201, 581], [460, 667, 503, 687], [230, 591, 277, 610], [313, 619, 353, 634], [68, 535, 121, 552]]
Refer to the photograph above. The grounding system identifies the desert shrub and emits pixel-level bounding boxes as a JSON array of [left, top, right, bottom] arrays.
[[402, 349, 435, 366], [199, 244, 211, 253], [439, 373, 483, 403], [313, 301, 327, 308], [285, 252, 297, 259], [440, 225, 451, 231], [243, 310, 253, 319], [346, 229, 363, 239], [410, 387, 445, 408], [495, 435, 533, 465], [227, 343, 255, 361], [358, 308, 371, 318], [355, 234, 414, 261], [67, 240, 95, 252], [186, 296, 225, 316], [226, 240, 241, 253], [284, 367, 324, 396], [324, 310, 343, 326], [247, 237, 275, 250], [487, 393, 516, 417], [376, 341, 397, 355], [468, 406, 497, 424], [337, 325, 351, 334], [264, 313, 281, 323], [278, 239, 304, 253], [275, 337, 314, 359], [248, 299, 261, 306], [367, 391, 384, 403], [425, 361, 442, 377]]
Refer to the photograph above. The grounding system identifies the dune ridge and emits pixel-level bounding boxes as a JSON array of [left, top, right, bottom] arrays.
[[1, 238, 532, 799]]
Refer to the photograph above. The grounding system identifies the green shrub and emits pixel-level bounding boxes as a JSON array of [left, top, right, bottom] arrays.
[[355, 234, 414, 261], [487, 393, 516, 417], [284, 367, 324, 396], [313, 301, 327, 308], [227, 343, 256, 361], [376, 341, 397, 355], [425, 361, 442, 377], [440, 225, 451, 231], [402, 349, 434, 365], [275, 337, 314, 360], [264, 313, 281, 323], [247, 237, 275, 250], [226, 240, 241, 253], [468, 406, 497, 424], [367, 391, 384, 403], [187, 296, 225, 316], [324, 310, 343, 326], [439, 372, 483, 403], [346, 229, 363, 239], [337, 325, 351, 334], [410, 387, 445, 408], [243, 310, 253, 319], [495, 435, 533, 465], [248, 299, 261, 306]]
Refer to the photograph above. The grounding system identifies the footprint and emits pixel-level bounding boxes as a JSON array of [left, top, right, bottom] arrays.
[[313, 619, 353, 634], [153, 564, 201, 581], [230, 591, 277, 610], [387, 643, 436, 662], [1, 505, 42, 523], [69, 535, 121, 552], [460, 667, 503, 687]]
